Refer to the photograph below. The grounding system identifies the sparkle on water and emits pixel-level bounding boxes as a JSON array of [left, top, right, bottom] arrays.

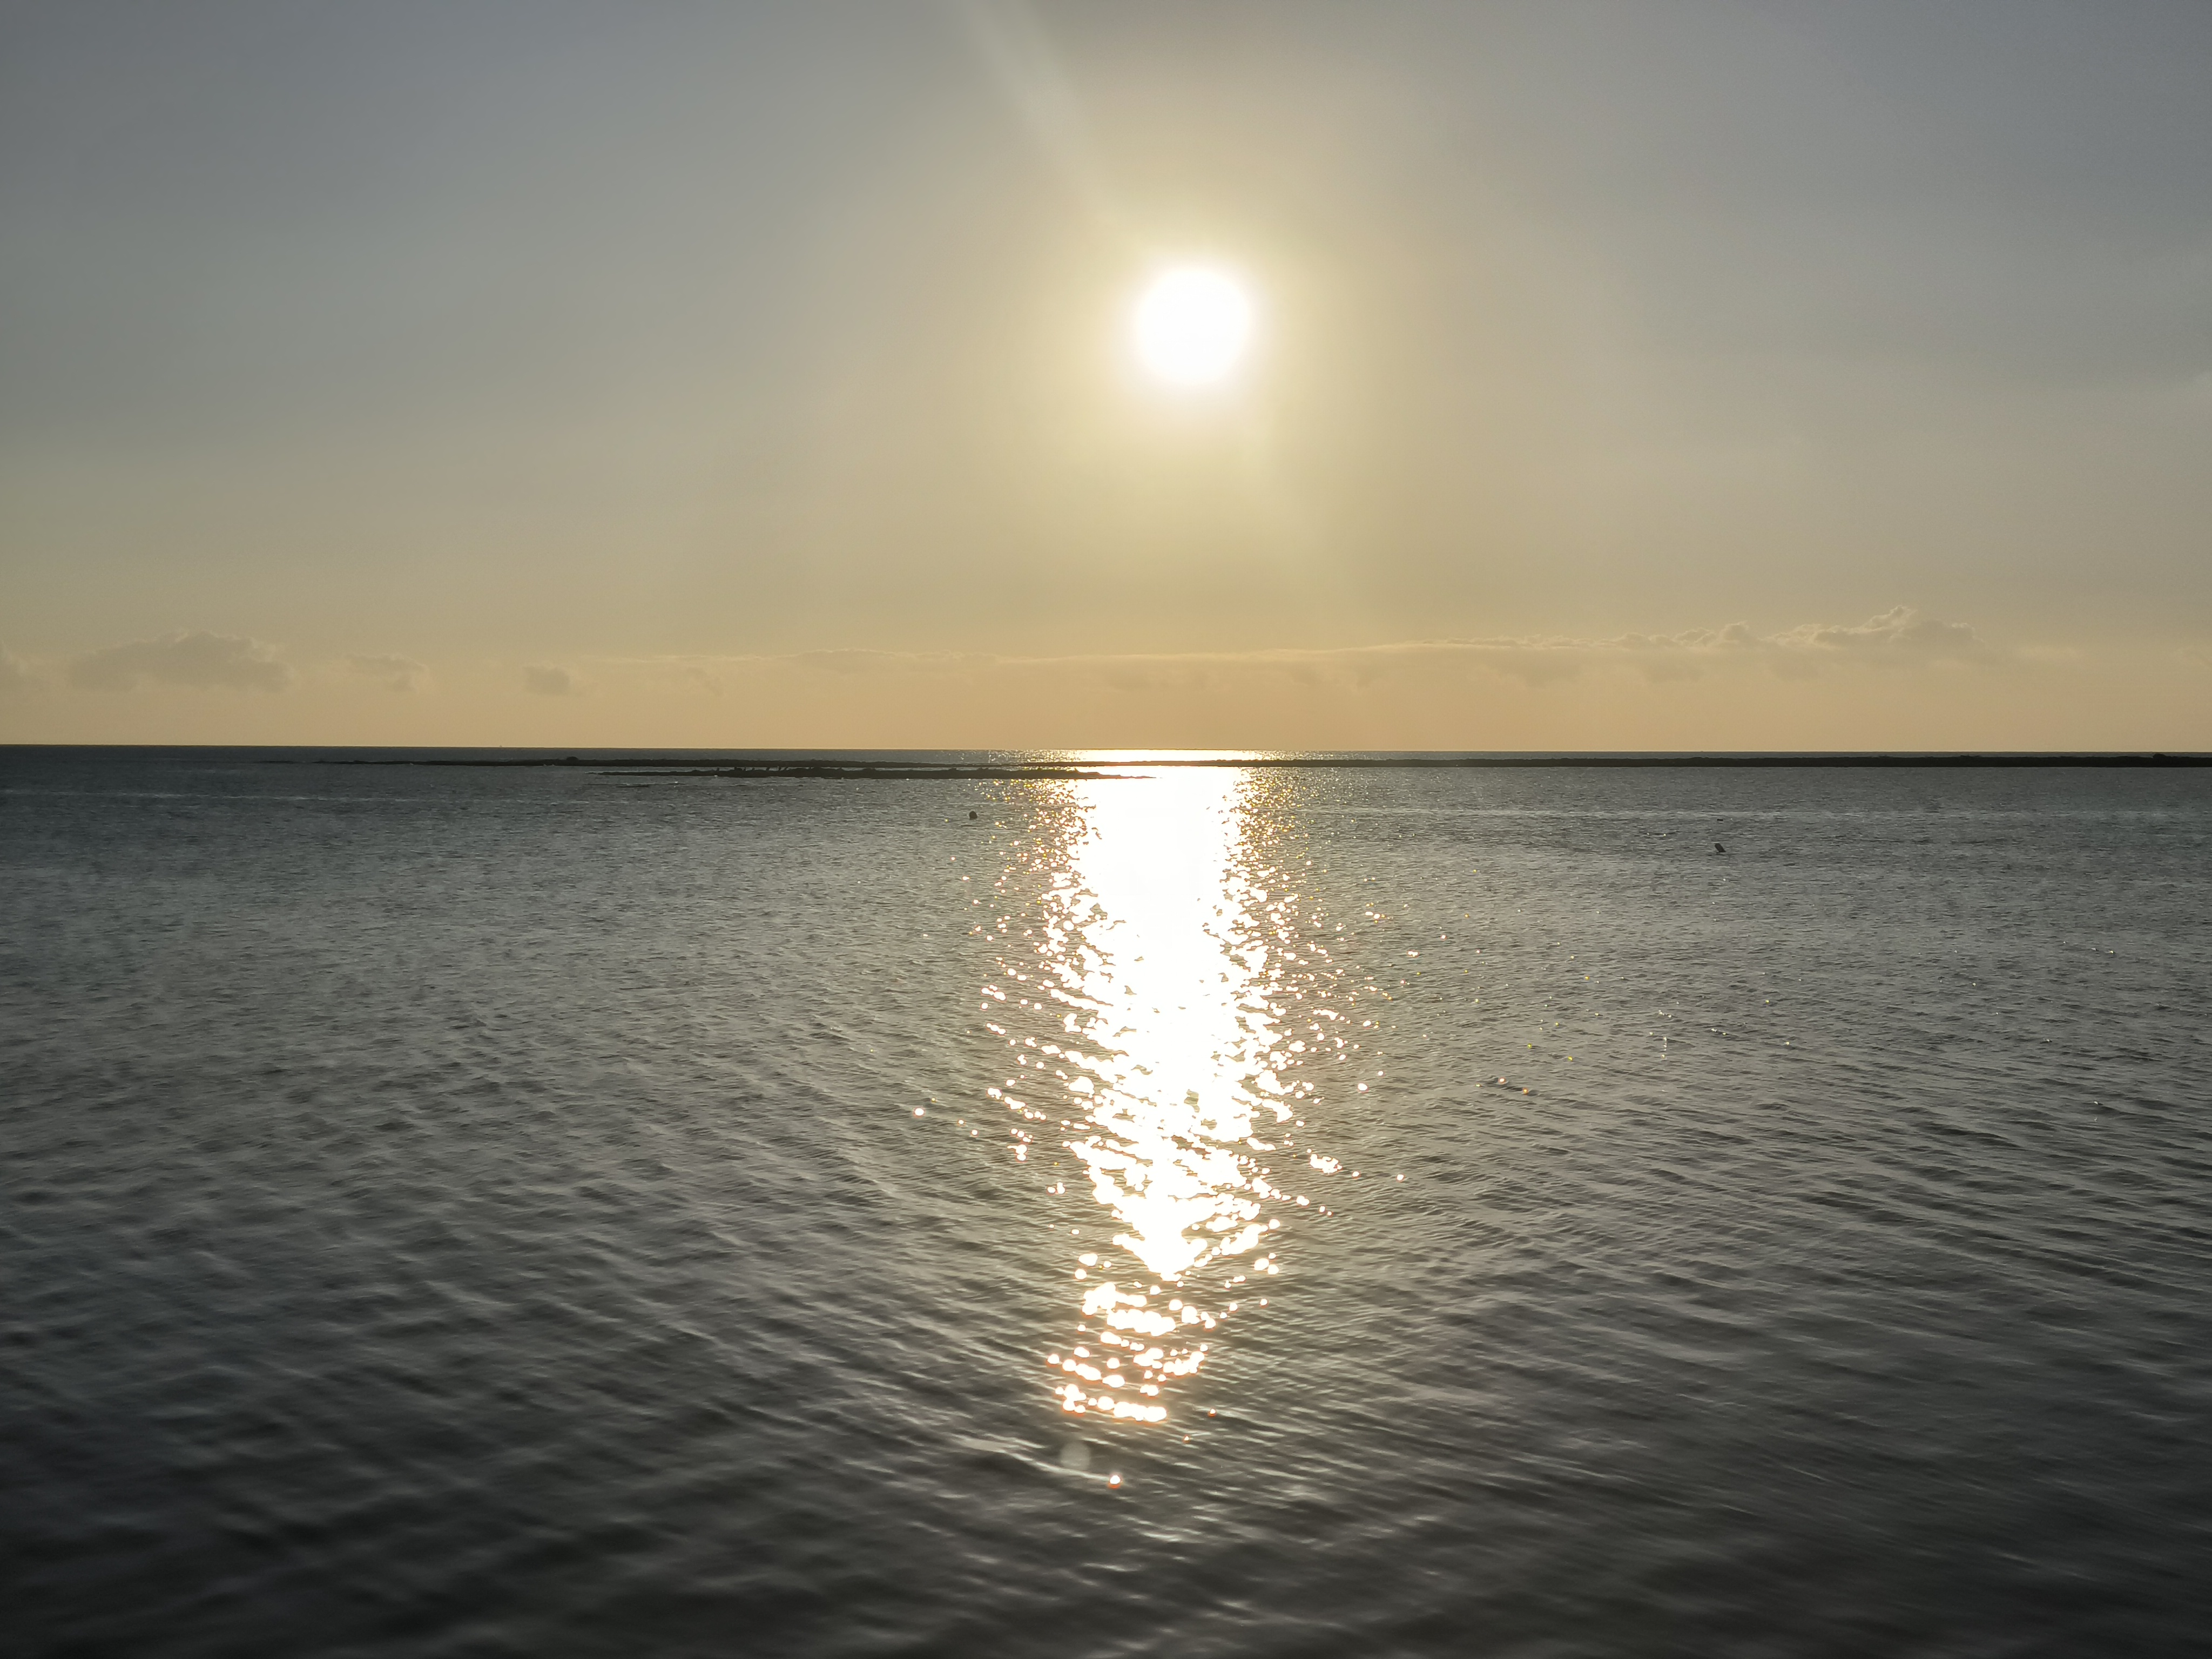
[[984, 770, 1338, 1427]]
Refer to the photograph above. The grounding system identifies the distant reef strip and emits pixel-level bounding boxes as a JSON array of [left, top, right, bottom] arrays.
[[613, 763, 1122, 780], [308, 758, 1130, 780], [299, 753, 2211, 776]]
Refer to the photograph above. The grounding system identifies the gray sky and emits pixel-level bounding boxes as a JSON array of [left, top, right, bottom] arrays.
[[3, 1, 2208, 745]]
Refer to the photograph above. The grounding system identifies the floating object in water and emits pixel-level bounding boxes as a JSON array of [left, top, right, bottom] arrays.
[[1715, 842, 1727, 854]]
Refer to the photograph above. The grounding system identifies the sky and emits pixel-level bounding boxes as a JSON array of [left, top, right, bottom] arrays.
[[2, 0, 2209, 748]]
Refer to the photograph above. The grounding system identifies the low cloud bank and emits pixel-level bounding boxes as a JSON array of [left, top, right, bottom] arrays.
[[632, 607, 1989, 691], [42, 609, 1992, 705], [554, 605, 2162, 749], [69, 631, 291, 692], [15, 609, 2198, 748]]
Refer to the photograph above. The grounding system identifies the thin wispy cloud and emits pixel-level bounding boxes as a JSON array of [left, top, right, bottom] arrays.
[[523, 665, 582, 697], [1770, 608, 1983, 658], [0, 645, 35, 697], [346, 653, 428, 692]]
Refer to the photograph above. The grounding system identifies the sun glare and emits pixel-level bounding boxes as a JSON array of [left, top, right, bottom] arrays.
[[1132, 266, 1255, 388]]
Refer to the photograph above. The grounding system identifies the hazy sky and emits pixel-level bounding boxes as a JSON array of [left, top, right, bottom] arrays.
[[3, 1, 2208, 746]]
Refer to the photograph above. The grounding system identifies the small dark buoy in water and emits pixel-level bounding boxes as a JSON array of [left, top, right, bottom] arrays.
[[969, 810, 978, 820], [1715, 842, 1727, 854]]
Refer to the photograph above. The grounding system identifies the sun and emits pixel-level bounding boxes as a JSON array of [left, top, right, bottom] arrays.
[[1131, 266, 1255, 389]]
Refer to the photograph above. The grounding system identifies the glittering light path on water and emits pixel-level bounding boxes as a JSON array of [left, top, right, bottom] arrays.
[[979, 770, 1357, 1427]]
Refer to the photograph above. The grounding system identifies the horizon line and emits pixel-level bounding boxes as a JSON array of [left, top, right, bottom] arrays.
[[6, 746, 2209, 771]]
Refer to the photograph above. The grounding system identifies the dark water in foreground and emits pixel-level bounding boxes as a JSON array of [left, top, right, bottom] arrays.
[[4, 750, 2209, 1658]]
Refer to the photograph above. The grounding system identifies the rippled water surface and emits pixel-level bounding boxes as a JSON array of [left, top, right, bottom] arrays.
[[5, 750, 2210, 1657]]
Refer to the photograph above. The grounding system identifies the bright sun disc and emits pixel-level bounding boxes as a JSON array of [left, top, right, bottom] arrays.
[[1132, 267, 1254, 388]]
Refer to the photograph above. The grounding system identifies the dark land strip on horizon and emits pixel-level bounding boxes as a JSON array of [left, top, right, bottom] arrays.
[[267, 752, 2212, 777]]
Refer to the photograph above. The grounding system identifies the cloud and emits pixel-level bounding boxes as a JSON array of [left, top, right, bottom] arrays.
[[346, 653, 428, 692], [523, 664, 582, 696], [70, 631, 292, 692], [1771, 606, 1983, 658], [0, 645, 34, 696]]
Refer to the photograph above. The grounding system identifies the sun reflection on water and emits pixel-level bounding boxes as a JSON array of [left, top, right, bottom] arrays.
[[980, 768, 1349, 1428]]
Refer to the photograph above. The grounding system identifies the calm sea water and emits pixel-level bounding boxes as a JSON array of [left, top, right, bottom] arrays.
[[4, 749, 2209, 1657]]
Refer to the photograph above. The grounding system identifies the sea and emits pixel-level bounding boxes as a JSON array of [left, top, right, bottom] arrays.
[[4, 747, 2209, 1658]]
